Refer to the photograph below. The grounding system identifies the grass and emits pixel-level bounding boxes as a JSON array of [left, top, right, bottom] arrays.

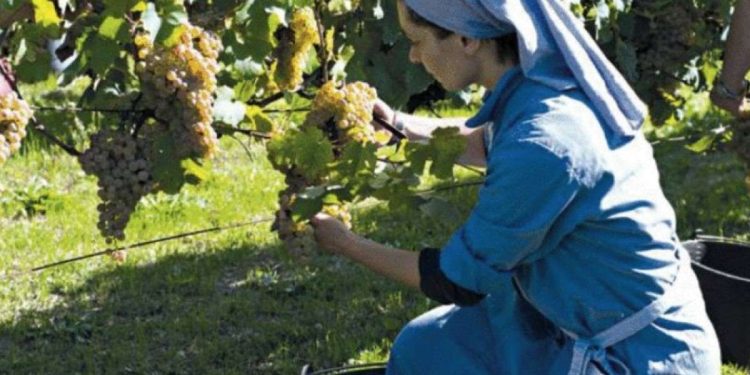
[[0, 137, 460, 373], [1, 124, 749, 373]]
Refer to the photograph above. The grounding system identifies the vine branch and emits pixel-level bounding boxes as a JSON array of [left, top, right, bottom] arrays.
[[213, 124, 272, 140], [313, 0, 330, 84]]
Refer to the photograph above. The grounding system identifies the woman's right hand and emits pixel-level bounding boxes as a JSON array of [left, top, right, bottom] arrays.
[[372, 98, 396, 128]]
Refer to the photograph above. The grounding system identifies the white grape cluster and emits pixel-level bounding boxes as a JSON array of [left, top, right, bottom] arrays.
[[276, 177, 317, 255], [134, 23, 222, 159], [305, 81, 378, 144], [0, 92, 32, 164], [273, 7, 320, 91], [273, 81, 374, 254], [79, 130, 154, 242]]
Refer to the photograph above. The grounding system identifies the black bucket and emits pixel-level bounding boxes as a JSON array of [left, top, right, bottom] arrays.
[[684, 236, 750, 367], [300, 363, 387, 375]]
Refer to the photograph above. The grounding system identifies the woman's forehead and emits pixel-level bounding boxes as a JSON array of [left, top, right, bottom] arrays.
[[396, 1, 429, 39]]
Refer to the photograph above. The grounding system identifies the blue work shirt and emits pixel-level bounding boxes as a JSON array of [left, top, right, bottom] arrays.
[[437, 67, 721, 374]]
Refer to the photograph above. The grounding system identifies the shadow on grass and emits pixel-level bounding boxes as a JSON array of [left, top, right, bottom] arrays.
[[0, 211, 442, 374]]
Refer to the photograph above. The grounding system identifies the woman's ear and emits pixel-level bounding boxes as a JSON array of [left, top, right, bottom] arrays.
[[460, 36, 482, 55]]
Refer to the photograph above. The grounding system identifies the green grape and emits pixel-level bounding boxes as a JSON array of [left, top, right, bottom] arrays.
[[305, 81, 379, 144], [273, 7, 321, 91], [322, 204, 352, 228], [134, 23, 222, 159], [0, 92, 32, 165], [79, 129, 155, 242]]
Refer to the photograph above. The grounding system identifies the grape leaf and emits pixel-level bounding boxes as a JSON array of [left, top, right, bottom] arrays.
[[149, 133, 187, 194], [154, 2, 188, 46], [406, 127, 466, 179], [290, 193, 323, 222], [182, 158, 210, 185], [213, 86, 247, 126], [266, 127, 333, 181], [141, 3, 162, 42], [31, 0, 60, 30], [98, 15, 126, 41], [84, 34, 120, 75], [244, 105, 275, 132], [333, 142, 377, 183]]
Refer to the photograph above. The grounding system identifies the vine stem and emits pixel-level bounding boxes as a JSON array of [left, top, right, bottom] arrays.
[[31, 105, 309, 114], [31, 105, 149, 113], [313, 0, 330, 84], [0, 64, 82, 157], [213, 124, 272, 140]]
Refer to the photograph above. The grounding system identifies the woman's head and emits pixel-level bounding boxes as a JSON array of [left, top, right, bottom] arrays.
[[397, 0, 518, 90]]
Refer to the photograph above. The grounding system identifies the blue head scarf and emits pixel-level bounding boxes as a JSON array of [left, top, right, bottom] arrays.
[[403, 0, 647, 137]]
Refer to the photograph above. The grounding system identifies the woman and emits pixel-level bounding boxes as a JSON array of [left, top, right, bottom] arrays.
[[311, 0, 721, 373]]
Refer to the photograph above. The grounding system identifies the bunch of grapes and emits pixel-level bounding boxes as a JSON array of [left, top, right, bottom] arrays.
[[634, 2, 702, 74], [134, 23, 222, 159], [273, 7, 320, 91], [322, 204, 352, 227], [79, 129, 155, 242], [305, 81, 379, 144], [275, 181, 317, 255], [0, 92, 32, 164], [273, 81, 376, 254]]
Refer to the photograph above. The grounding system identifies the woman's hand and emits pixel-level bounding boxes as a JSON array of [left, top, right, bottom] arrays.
[[310, 213, 360, 256]]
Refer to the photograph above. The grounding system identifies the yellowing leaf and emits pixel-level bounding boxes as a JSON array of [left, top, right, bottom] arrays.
[[31, 0, 60, 29]]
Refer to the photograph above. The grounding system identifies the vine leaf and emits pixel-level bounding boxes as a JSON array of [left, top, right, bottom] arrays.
[[334, 142, 377, 182], [142, 3, 162, 42], [406, 127, 466, 179], [291, 194, 323, 222], [154, 2, 188, 46], [149, 133, 186, 194], [213, 86, 246, 126], [83, 34, 120, 76], [686, 134, 716, 154], [266, 126, 333, 182], [183, 158, 210, 185], [98, 15, 127, 41], [245, 105, 274, 132], [31, 0, 60, 30]]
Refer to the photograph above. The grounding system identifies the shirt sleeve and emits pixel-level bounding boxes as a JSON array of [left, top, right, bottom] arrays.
[[440, 132, 583, 295]]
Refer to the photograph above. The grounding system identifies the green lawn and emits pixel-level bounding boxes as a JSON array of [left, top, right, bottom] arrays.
[[0, 138, 457, 373], [1, 130, 748, 373]]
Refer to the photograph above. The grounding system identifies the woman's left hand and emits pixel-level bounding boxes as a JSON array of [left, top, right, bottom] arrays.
[[310, 213, 359, 256]]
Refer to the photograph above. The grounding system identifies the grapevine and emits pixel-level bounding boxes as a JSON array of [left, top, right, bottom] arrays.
[[270, 81, 378, 254], [75, 21, 224, 242], [0, 92, 32, 164]]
